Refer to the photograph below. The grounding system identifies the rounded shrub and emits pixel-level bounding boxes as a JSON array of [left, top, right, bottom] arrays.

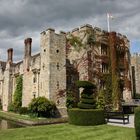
[[28, 96, 56, 117], [135, 107, 140, 140], [68, 108, 105, 125], [19, 107, 29, 115]]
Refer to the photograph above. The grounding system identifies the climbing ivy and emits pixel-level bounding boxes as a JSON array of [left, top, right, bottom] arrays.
[[112, 74, 122, 110], [9, 75, 23, 112], [67, 35, 85, 52], [100, 73, 113, 111]]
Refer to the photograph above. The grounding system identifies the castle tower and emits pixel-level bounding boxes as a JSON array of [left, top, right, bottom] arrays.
[[2, 48, 13, 111], [40, 28, 67, 116]]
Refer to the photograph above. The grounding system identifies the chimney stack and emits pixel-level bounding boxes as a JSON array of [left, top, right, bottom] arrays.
[[24, 38, 32, 57], [7, 48, 13, 63], [24, 38, 32, 72]]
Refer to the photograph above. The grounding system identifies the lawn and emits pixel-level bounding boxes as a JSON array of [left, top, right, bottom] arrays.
[[0, 124, 136, 140]]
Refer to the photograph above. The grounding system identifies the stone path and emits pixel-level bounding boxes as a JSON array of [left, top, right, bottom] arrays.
[[107, 115, 134, 128]]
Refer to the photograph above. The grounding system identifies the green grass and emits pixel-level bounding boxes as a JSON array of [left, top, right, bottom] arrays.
[[0, 124, 136, 140]]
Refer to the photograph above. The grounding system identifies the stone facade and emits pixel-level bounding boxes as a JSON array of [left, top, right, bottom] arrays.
[[0, 24, 132, 116], [131, 53, 140, 96], [0, 28, 66, 116], [66, 24, 132, 102]]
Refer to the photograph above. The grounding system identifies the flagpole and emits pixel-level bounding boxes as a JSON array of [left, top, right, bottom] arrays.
[[107, 13, 110, 32]]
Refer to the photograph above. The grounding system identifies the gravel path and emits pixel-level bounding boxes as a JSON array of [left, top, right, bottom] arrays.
[[107, 115, 134, 128]]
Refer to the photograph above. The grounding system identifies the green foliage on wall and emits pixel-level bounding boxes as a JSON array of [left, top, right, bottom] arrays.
[[112, 74, 121, 110], [99, 73, 113, 111], [13, 75, 23, 107], [96, 89, 105, 109], [8, 75, 23, 112], [66, 91, 76, 109], [87, 34, 96, 46], [67, 35, 85, 52]]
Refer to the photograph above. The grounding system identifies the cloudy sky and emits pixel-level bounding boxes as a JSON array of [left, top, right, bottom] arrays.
[[0, 0, 140, 62]]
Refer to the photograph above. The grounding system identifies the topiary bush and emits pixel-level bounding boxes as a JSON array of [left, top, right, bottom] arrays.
[[68, 108, 105, 125], [68, 80, 105, 126], [76, 81, 96, 89], [76, 81, 96, 109], [28, 96, 56, 117], [135, 107, 140, 140]]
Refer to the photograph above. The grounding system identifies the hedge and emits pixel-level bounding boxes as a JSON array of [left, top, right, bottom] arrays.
[[81, 94, 93, 99], [81, 98, 96, 104], [68, 108, 105, 126], [135, 107, 140, 140], [76, 81, 96, 89], [78, 102, 96, 109]]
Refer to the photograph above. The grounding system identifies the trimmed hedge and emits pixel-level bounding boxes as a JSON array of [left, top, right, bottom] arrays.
[[81, 94, 93, 99], [135, 107, 140, 140], [68, 108, 105, 126], [76, 81, 96, 89], [78, 102, 96, 109], [81, 98, 96, 104]]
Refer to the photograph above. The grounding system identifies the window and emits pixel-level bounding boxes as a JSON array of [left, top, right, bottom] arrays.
[[102, 63, 108, 73], [56, 63, 60, 70], [57, 81, 59, 89], [101, 44, 108, 55], [42, 63, 45, 70], [33, 73, 37, 83], [32, 92, 36, 98]]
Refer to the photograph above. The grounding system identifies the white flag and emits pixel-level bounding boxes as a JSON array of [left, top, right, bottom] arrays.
[[107, 13, 114, 19]]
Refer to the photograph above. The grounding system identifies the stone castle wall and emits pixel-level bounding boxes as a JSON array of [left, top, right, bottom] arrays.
[[0, 24, 132, 116]]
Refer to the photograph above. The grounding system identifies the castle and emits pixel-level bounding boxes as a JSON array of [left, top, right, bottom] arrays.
[[0, 24, 132, 116]]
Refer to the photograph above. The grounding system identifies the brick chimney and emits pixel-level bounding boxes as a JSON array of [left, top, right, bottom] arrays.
[[24, 38, 32, 72], [24, 38, 32, 57], [7, 48, 13, 63]]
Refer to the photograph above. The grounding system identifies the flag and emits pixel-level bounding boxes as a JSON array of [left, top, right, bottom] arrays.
[[107, 13, 114, 19]]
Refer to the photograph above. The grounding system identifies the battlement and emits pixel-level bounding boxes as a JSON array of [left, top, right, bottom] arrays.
[[41, 28, 66, 37]]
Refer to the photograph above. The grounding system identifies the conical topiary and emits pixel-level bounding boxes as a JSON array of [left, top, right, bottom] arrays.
[[76, 81, 96, 109]]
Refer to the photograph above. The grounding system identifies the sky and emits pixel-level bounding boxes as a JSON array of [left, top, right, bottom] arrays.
[[0, 0, 140, 62]]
